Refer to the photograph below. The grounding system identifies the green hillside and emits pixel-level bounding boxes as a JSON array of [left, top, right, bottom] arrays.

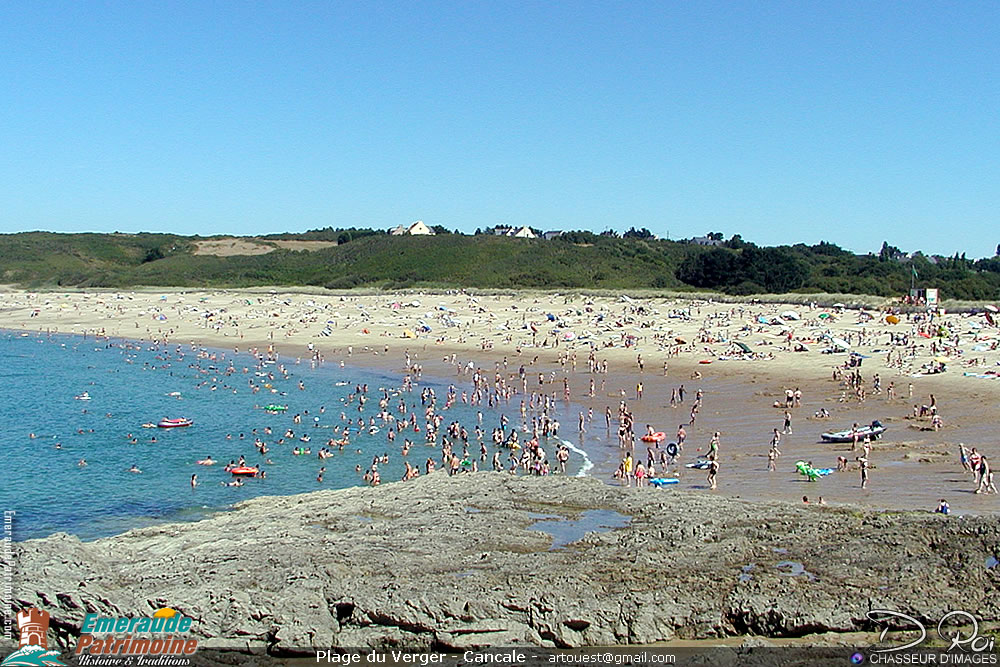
[[1, 230, 999, 300]]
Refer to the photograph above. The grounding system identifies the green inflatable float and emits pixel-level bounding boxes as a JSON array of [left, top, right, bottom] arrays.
[[795, 460, 834, 482]]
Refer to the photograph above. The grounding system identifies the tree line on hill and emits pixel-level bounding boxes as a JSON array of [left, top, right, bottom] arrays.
[[1, 229, 998, 300]]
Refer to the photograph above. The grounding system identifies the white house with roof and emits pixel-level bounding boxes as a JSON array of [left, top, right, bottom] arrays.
[[492, 225, 536, 239], [390, 220, 435, 236]]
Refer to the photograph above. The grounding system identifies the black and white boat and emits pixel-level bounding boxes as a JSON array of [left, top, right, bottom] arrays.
[[821, 420, 886, 443]]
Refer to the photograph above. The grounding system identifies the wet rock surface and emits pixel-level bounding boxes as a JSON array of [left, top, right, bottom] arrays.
[[9, 473, 1000, 653]]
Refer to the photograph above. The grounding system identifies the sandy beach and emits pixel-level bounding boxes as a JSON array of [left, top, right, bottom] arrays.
[[3, 286, 999, 513]]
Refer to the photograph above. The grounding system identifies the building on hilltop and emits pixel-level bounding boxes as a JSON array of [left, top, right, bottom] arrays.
[[492, 225, 537, 239], [389, 221, 435, 236], [542, 230, 563, 240], [689, 235, 723, 246]]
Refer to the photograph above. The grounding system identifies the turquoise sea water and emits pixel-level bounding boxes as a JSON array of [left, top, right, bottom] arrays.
[[0, 331, 589, 541]]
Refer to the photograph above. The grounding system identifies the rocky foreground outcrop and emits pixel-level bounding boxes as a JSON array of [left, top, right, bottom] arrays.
[[7, 473, 1000, 654]]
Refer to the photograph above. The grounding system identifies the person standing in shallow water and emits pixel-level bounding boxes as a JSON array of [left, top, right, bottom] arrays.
[[707, 459, 719, 490], [707, 432, 720, 461], [976, 456, 992, 494], [767, 444, 779, 472]]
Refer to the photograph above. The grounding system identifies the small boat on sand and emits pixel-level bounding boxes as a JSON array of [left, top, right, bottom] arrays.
[[821, 420, 885, 443]]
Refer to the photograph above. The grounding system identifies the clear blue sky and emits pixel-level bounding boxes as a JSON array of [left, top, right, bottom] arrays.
[[2, 1, 998, 257]]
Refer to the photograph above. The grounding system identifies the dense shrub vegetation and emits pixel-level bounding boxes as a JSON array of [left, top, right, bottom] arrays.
[[1, 230, 998, 300]]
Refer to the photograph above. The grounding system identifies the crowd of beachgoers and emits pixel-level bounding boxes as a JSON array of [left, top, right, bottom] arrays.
[[4, 287, 999, 512]]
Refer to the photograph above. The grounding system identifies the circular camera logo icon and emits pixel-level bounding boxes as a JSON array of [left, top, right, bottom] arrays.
[[850, 653, 865, 664]]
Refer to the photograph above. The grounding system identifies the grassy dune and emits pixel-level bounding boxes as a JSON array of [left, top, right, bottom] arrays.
[[1, 230, 998, 301]]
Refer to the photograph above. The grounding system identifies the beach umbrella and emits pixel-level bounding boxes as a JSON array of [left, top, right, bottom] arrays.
[[886, 315, 900, 324], [818, 313, 831, 319], [780, 311, 800, 320], [986, 305, 999, 313]]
